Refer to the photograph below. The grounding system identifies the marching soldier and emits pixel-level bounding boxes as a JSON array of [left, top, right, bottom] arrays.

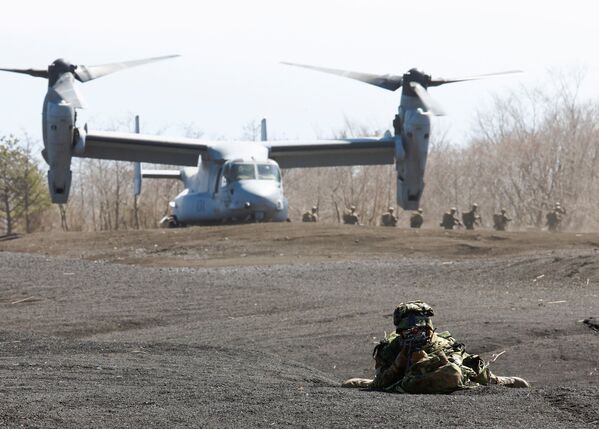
[[493, 208, 512, 231], [440, 207, 461, 230], [343, 205, 360, 225], [302, 206, 319, 222], [410, 208, 424, 229], [381, 207, 398, 227], [462, 203, 481, 230]]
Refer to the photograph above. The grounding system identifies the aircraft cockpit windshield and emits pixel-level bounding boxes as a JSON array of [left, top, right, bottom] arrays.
[[230, 163, 256, 181], [223, 162, 281, 184], [257, 164, 280, 181]]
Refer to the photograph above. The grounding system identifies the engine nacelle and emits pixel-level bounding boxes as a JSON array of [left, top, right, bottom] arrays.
[[396, 109, 430, 211], [44, 102, 75, 203]]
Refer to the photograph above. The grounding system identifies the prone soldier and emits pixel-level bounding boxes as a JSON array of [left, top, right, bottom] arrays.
[[342, 301, 529, 393]]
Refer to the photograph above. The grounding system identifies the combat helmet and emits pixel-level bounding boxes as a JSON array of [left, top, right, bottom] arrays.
[[393, 300, 434, 331]]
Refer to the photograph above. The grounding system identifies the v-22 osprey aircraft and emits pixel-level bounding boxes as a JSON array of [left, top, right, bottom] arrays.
[[0, 56, 519, 225]]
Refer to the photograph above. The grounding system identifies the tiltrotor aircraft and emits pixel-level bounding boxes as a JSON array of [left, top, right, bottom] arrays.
[[0, 56, 519, 225]]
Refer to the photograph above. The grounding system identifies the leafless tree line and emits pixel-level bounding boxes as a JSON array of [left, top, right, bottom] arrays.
[[286, 75, 599, 230], [3, 74, 599, 233]]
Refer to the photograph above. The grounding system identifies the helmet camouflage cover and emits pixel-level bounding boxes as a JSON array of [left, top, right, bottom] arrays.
[[393, 301, 434, 331]]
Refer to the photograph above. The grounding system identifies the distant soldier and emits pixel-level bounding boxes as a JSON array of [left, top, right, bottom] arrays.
[[493, 208, 512, 231], [554, 202, 566, 215], [410, 208, 424, 229], [380, 207, 398, 227], [462, 203, 481, 230], [343, 205, 360, 225], [440, 207, 461, 230], [302, 206, 319, 223], [546, 202, 566, 232]]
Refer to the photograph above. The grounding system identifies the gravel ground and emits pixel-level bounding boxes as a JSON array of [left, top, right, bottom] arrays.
[[1, 225, 598, 428]]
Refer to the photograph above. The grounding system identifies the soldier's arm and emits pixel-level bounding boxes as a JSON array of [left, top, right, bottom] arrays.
[[372, 349, 408, 389]]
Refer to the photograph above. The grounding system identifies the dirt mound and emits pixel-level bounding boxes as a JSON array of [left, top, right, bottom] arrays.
[[2, 224, 599, 268]]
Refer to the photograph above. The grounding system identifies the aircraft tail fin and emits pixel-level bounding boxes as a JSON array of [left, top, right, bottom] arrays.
[[260, 118, 267, 141], [134, 162, 142, 196]]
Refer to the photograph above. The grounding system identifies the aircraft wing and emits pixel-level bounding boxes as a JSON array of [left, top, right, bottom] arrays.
[[76, 130, 208, 166], [266, 136, 396, 168]]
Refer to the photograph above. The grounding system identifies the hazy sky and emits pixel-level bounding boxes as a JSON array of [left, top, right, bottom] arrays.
[[1, 0, 596, 143]]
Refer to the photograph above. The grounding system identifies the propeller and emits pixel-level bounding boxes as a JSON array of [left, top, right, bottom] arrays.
[[280, 62, 403, 91], [282, 62, 521, 116], [73, 55, 180, 83], [50, 73, 86, 108], [0, 67, 48, 78], [0, 55, 180, 108], [409, 81, 446, 116]]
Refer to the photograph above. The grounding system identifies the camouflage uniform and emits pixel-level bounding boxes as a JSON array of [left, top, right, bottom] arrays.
[[440, 208, 461, 230], [342, 301, 529, 393], [343, 206, 360, 225], [493, 209, 511, 231], [381, 207, 398, 227], [546, 202, 566, 232], [302, 206, 318, 223], [546, 211, 561, 232], [410, 209, 424, 229], [462, 204, 481, 230]]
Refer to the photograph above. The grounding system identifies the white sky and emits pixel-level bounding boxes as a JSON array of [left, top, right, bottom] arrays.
[[0, 0, 597, 143]]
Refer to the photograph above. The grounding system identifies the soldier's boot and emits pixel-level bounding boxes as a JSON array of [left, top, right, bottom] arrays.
[[341, 378, 373, 388], [490, 374, 530, 388]]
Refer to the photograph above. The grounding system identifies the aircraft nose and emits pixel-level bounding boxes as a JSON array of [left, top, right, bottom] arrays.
[[236, 181, 282, 210]]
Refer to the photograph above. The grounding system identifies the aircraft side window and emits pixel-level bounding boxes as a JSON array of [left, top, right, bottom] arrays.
[[257, 164, 280, 181], [231, 164, 256, 181], [215, 167, 224, 192], [220, 173, 227, 189]]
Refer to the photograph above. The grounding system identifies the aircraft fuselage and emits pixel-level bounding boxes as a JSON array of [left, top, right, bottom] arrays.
[[164, 150, 288, 225]]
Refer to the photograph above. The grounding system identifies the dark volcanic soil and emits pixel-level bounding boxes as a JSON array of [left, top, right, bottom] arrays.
[[1, 224, 598, 428]]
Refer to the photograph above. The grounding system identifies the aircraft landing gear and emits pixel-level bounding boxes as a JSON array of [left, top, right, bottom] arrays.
[[159, 215, 181, 228]]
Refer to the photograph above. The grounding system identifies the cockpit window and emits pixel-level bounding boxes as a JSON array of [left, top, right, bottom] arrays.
[[257, 164, 281, 182], [229, 163, 256, 181]]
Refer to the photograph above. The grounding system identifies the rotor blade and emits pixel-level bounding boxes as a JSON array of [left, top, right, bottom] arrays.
[[429, 70, 522, 86], [0, 68, 48, 79], [282, 62, 403, 91], [409, 82, 446, 116], [51, 73, 86, 108], [74, 54, 180, 82]]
